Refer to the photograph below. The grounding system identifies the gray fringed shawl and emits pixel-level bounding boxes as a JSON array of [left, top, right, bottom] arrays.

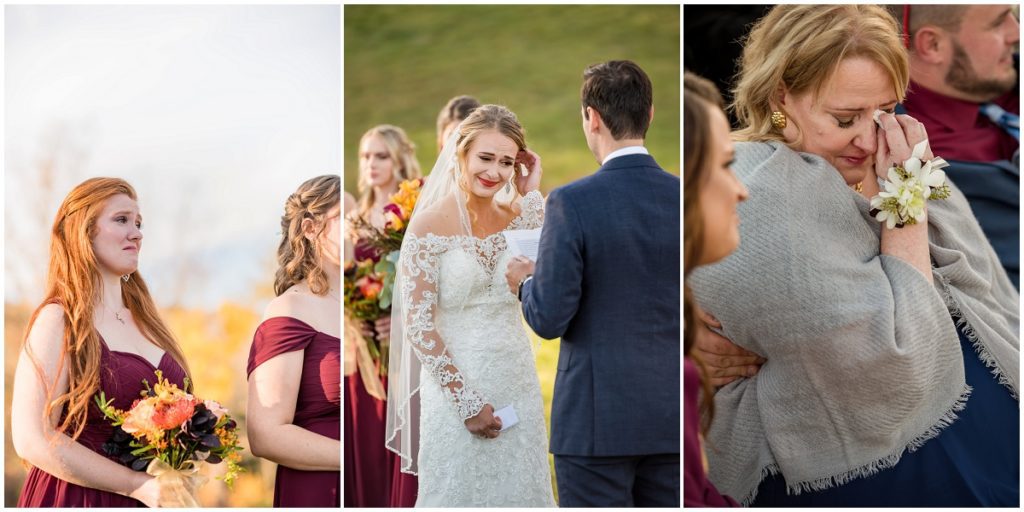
[[688, 141, 1019, 505]]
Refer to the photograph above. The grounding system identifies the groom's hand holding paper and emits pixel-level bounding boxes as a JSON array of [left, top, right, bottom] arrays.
[[504, 229, 541, 261], [505, 254, 537, 295]]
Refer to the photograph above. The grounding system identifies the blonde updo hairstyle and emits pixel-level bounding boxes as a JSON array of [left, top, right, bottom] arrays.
[[357, 125, 421, 218], [732, 4, 910, 147], [453, 104, 526, 222], [275, 174, 341, 296]]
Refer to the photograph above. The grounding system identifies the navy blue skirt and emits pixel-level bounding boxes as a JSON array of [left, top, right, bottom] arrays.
[[753, 322, 1019, 507]]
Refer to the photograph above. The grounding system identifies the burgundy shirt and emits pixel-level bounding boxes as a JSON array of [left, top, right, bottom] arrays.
[[901, 80, 1018, 162], [684, 357, 739, 507]]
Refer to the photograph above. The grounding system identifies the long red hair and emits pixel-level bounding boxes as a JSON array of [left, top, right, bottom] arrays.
[[25, 177, 192, 441]]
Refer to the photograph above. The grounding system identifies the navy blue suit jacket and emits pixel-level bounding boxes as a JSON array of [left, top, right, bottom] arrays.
[[943, 158, 1019, 289], [520, 153, 680, 457]]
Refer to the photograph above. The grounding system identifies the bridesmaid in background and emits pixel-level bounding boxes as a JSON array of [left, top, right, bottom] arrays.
[[345, 124, 421, 507], [353, 125, 422, 263], [435, 94, 480, 150], [12, 178, 191, 507], [248, 174, 341, 507]]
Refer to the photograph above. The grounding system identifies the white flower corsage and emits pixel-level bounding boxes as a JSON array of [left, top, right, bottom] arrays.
[[869, 140, 951, 229]]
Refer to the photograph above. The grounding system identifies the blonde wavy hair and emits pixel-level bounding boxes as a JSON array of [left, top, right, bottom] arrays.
[[357, 125, 421, 218], [732, 4, 910, 146], [275, 174, 341, 296], [26, 177, 191, 442]]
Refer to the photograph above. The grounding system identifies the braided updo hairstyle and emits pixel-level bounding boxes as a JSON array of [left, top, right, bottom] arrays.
[[274, 174, 341, 296]]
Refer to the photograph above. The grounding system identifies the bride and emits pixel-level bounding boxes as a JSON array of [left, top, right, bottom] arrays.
[[385, 104, 556, 507]]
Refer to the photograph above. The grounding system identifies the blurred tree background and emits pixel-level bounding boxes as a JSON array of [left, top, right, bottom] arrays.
[[4, 6, 339, 506], [345, 4, 679, 502]]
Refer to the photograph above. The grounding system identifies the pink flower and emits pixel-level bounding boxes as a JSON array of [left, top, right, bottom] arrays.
[[121, 399, 159, 437], [383, 203, 403, 218], [204, 399, 228, 419]]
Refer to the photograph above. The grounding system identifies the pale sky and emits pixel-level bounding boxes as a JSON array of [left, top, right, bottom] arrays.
[[4, 5, 340, 308]]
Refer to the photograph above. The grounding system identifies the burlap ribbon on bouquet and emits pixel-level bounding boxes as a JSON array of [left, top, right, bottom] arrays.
[[344, 313, 387, 400], [147, 459, 208, 507]]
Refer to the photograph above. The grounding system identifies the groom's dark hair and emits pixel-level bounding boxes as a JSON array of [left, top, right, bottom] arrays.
[[581, 60, 653, 140]]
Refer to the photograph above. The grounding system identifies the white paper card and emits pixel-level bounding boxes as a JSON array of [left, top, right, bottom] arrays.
[[494, 404, 519, 432], [503, 228, 542, 261]]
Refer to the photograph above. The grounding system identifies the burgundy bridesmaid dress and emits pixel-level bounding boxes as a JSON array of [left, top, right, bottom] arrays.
[[344, 365, 388, 507], [247, 316, 341, 507], [683, 357, 738, 507], [18, 337, 188, 507], [346, 237, 417, 507]]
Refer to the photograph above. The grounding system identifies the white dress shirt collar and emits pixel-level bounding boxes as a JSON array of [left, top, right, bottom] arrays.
[[601, 145, 649, 165]]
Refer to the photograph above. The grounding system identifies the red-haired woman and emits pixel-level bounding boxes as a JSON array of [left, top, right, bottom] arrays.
[[247, 174, 341, 506], [12, 177, 192, 507]]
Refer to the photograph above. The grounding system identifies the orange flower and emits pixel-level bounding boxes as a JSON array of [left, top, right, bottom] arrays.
[[356, 275, 383, 299], [389, 178, 422, 219], [152, 397, 197, 430]]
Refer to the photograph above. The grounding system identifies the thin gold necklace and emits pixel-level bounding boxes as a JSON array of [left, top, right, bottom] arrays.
[[105, 303, 128, 326]]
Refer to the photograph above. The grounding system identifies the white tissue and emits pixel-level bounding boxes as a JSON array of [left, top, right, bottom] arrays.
[[872, 109, 886, 126]]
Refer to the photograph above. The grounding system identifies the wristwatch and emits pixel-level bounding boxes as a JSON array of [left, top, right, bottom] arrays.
[[517, 275, 534, 301]]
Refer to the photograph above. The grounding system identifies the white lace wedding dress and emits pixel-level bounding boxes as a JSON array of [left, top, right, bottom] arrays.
[[400, 191, 555, 507]]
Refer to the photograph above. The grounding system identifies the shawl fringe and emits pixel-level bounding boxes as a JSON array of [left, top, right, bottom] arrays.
[[937, 274, 1019, 400], [741, 384, 972, 505], [739, 463, 780, 506]]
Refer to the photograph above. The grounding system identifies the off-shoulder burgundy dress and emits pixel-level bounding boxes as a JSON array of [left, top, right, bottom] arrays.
[[247, 316, 341, 507], [18, 337, 188, 507]]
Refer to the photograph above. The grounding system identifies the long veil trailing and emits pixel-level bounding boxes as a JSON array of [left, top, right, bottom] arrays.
[[384, 123, 519, 474]]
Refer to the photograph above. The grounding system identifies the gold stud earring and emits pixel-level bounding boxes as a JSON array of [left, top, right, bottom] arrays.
[[771, 111, 787, 130]]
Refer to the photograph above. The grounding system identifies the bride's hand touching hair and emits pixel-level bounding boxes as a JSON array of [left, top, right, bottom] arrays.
[[514, 149, 542, 195]]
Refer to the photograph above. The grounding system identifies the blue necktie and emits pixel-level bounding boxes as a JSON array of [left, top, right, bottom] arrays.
[[980, 102, 1020, 141]]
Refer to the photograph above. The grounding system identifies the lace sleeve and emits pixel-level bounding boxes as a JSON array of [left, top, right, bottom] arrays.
[[510, 190, 545, 230], [398, 233, 487, 421]]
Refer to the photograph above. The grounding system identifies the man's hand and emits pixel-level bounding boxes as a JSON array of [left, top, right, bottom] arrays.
[[505, 256, 536, 296], [694, 308, 766, 386]]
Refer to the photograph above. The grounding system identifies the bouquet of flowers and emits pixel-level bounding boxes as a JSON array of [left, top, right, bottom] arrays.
[[344, 258, 388, 375], [344, 259, 385, 321], [94, 370, 244, 507], [349, 177, 423, 256], [345, 177, 424, 376]]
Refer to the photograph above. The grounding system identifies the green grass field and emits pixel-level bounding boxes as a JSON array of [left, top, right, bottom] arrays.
[[344, 4, 680, 196]]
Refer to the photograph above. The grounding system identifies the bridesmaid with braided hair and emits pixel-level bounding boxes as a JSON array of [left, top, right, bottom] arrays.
[[247, 174, 341, 507]]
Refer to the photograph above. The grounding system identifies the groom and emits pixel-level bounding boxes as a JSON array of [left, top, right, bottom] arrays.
[[505, 60, 679, 507]]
